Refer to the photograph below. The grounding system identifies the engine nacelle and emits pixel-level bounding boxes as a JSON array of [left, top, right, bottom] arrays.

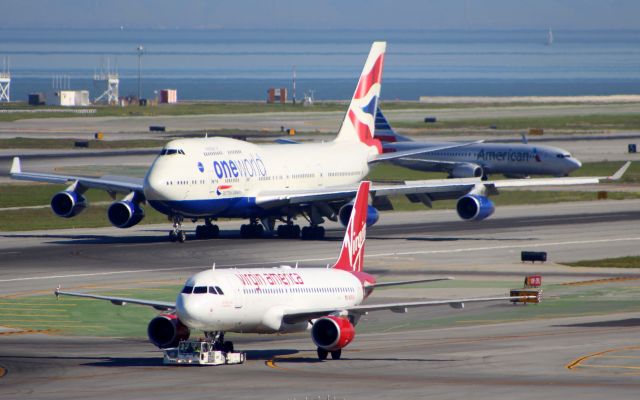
[[450, 163, 483, 178], [107, 200, 145, 228], [339, 204, 379, 227], [147, 314, 190, 348], [50, 191, 87, 218], [311, 316, 355, 351], [456, 194, 495, 221]]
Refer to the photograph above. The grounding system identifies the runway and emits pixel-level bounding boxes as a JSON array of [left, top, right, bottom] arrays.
[[1, 201, 640, 399], [1, 103, 638, 137]]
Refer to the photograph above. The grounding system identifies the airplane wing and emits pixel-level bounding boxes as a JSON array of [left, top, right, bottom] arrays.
[[282, 294, 540, 324], [55, 287, 175, 311], [10, 157, 144, 194], [368, 277, 453, 288], [255, 161, 630, 209], [370, 140, 483, 163]]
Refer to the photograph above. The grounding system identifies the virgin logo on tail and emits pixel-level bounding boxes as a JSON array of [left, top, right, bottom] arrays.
[[333, 181, 370, 273]]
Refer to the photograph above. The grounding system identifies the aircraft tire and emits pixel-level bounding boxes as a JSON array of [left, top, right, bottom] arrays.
[[317, 347, 328, 361], [222, 341, 234, 353], [330, 349, 342, 360]]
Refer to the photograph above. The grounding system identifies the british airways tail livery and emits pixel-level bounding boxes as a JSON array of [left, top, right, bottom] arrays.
[[9, 43, 630, 240], [375, 106, 583, 179], [56, 181, 541, 361]]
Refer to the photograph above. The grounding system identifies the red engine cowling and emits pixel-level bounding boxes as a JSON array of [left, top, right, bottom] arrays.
[[147, 313, 190, 348], [311, 316, 355, 351]]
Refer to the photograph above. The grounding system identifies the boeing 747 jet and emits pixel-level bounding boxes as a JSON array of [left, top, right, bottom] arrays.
[[10, 42, 630, 241]]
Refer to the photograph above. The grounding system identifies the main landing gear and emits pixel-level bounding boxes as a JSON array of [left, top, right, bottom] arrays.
[[195, 218, 220, 240], [277, 223, 301, 239], [240, 219, 264, 238], [169, 215, 186, 243], [205, 331, 234, 353], [301, 225, 325, 240], [276, 224, 325, 240], [317, 347, 341, 360]]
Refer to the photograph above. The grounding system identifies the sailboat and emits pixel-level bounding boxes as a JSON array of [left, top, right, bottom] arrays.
[[546, 28, 554, 46]]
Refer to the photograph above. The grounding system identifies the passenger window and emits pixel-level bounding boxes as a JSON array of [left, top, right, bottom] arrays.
[[181, 286, 194, 294], [215, 286, 224, 295], [193, 286, 207, 294]]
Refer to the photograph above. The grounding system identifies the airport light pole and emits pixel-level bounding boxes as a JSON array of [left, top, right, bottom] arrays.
[[136, 45, 144, 103]]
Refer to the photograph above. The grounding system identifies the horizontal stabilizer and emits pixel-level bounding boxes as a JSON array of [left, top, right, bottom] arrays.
[[10, 157, 21, 174], [368, 277, 453, 288]]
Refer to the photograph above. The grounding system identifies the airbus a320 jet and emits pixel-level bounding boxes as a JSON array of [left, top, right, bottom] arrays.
[[55, 181, 540, 361]]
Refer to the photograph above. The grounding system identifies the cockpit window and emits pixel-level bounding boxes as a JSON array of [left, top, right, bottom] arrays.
[[208, 286, 218, 294], [181, 285, 193, 294], [215, 286, 224, 295], [160, 149, 185, 156], [556, 153, 571, 159], [193, 286, 207, 294]]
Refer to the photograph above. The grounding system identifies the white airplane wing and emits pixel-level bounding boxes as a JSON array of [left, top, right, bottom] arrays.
[[255, 161, 630, 209], [368, 277, 453, 288], [282, 294, 540, 324], [10, 157, 144, 194], [55, 288, 175, 311], [370, 140, 484, 163]]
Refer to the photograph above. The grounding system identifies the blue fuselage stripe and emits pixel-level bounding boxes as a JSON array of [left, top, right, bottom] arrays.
[[148, 197, 261, 218]]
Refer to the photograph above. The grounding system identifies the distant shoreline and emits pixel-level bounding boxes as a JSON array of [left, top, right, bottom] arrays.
[[420, 95, 640, 104]]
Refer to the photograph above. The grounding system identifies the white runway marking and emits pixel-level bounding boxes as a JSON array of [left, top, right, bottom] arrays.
[[1, 236, 639, 283]]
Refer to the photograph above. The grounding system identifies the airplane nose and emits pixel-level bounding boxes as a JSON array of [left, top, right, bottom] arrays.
[[572, 158, 582, 170], [176, 294, 207, 329]]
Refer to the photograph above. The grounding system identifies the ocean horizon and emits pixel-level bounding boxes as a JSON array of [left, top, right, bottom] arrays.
[[1, 28, 639, 101]]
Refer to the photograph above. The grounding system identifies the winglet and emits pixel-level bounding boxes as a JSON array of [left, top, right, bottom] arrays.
[[10, 157, 21, 174], [609, 161, 631, 180]]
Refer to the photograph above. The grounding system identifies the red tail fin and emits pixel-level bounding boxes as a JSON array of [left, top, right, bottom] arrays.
[[332, 181, 370, 272]]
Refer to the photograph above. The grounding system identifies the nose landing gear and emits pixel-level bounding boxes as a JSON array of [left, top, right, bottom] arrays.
[[204, 331, 234, 353], [169, 215, 186, 242]]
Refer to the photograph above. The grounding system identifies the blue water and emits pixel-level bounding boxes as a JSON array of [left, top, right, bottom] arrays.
[[1, 29, 639, 100]]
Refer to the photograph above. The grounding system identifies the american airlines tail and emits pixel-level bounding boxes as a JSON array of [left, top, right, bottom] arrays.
[[332, 181, 370, 273], [374, 106, 412, 143], [334, 42, 386, 154]]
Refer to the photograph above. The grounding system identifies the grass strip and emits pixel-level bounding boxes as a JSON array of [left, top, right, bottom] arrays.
[[564, 256, 640, 269]]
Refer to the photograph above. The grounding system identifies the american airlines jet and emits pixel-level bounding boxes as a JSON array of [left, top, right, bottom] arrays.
[[10, 42, 630, 240], [374, 107, 582, 179], [55, 181, 539, 361]]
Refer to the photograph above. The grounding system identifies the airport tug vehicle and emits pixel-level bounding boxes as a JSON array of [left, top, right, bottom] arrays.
[[163, 339, 246, 366], [510, 275, 543, 304]]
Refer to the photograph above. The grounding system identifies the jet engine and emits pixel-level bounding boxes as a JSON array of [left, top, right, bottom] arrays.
[[450, 163, 483, 178], [338, 204, 379, 227], [147, 313, 190, 348], [107, 200, 145, 228], [50, 190, 87, 218], [456, 194, 495, 221], [311, 316, 355, 351]]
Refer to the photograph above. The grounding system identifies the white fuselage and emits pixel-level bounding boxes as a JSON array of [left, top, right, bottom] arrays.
[[143, 137, 374, 218], [387, 141, 581, 177], [176, 267, 368, 334]]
